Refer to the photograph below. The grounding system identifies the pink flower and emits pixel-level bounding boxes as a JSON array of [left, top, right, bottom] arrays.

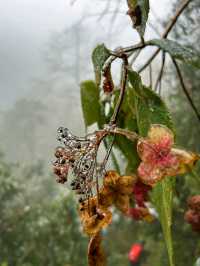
[[137, 124, 199, 186]]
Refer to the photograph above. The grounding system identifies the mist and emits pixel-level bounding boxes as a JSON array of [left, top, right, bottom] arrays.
[[0, 0, 175, 163]]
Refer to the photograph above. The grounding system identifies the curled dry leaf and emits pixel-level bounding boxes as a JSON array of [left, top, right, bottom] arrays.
[[102, 171, 137, 213], [88, 233, 106, 266], [79, 197, 112, 236], [102, 66, 114, 94], [127, 0, 142, 28], [137, 124, 199, 186]]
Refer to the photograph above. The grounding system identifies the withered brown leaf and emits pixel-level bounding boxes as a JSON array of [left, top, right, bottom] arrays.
[[102, 171, 137, 214], [88, 233, 106, 266], [79, 197, 112, 236]]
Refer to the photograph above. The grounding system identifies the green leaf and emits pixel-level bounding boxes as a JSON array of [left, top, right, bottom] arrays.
[[115, 135, 140, 174], [109, 87, 140, 173], [149, 39, 200, 69], [92, 44, 110, 86], [128, 69, 175, 266], [128, 69, 174, 136], [80, 80, 101, 127], [127, 0, 150, 37], [137, 86, 174, 136], [151, 178, 175, 266]]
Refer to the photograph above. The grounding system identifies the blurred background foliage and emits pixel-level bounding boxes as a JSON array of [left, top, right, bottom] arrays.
[[0, 0, 200, 265]]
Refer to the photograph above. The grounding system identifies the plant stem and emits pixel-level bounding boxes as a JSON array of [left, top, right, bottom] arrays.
[[110, 55, 129, 125], [102, 138, 121, 174], [130, 49, 142, 66]]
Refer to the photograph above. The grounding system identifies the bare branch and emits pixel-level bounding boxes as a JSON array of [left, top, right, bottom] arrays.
[[155, 52, 166, 92], [109, 42, 145, 57], [172, 58, 200, 123], [130, 49, 142, 66], [162, 0, 192, 39], [101, 135, 116, 171], [138, 0, 192, 73]]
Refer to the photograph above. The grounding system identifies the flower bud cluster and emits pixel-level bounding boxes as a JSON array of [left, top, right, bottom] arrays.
[[53, 127, 100, 201]]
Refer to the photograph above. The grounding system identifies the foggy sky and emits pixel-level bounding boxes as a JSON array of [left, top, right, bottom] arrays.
[[0, 0, 174, 109]]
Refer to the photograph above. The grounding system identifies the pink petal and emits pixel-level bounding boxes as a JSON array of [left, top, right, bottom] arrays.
[[148, 124, 174, 147], [156, 152, 179, 168], [137, 140, 157, 163], [137, 162, 164, 186]]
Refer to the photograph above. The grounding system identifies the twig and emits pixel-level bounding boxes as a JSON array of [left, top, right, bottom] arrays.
[[162, 0, 192, 39], [138, 0, 192, 73], [155, 52, 166, 92], [130, 49, 142, 66], [138, 49, 160, 73], [110, 55, 129, 124], [109, 42, 145, 57], [102, 135, 116, 171], [110, 127, 138, 142], [172, 58, 200, 122], [96, 127, 138, 144], [103, 138, 121, 173]]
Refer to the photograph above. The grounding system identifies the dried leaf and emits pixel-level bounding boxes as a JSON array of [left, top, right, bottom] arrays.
[[103, 171, 137, 213], [79, 197, 112, 236], [88, 233, 106, 266], [127, 0, 150, 37], [102, 66, 114, 94]]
